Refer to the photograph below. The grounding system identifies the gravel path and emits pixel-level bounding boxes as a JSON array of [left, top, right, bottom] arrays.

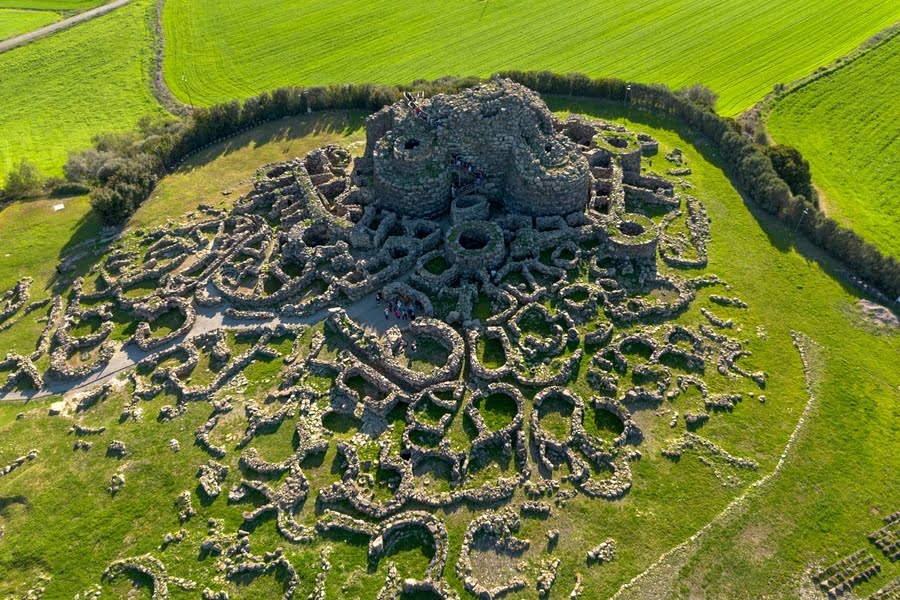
[[0, 0, 131, 54], [1, 287, 402, 402]]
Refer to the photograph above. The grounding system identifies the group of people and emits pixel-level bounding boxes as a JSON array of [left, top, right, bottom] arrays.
[[403, 91, 431, 123], [451, 154, 485, 180], [376, 292, 417, 322], [450, 154, 485, 197]]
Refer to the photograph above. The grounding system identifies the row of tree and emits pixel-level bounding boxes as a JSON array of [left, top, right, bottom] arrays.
[[59, 72, 897, 298]]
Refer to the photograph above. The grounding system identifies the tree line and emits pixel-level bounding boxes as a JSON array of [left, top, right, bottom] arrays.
[[36, 72, 898, 300]]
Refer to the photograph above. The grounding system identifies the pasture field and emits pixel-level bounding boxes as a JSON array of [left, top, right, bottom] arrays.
[[162, 0, 900, 116], [0, 0, 103, 9], [767, 34, 900, 258], [0, 103, 896, 598], [0, 8, 59, 40], [0, 0, 164, 181]]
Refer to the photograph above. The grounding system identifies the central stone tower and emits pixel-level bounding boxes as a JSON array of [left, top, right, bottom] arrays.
[[362, 78, 591, 218]]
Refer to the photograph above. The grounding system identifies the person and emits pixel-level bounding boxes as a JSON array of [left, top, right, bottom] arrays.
[[384, 307, 389, 320], [395, 309, 401, 318], [388, 300, 394, 312], [375, 292, 382, 304], [411, 340, 417, 353]]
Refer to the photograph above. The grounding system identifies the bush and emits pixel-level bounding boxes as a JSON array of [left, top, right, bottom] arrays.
[[90, 153, 161, 225], [764, 144, 816, 203], [676, 83, 719, 111], [90, 186, 133, 225], [3, 158, 45, 199], [64, 148, 118, 183]]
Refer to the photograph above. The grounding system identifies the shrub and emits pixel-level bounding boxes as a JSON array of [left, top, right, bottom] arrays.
[[764, 144, 816, 203], [676, 83, 719, 111], [90, 186, 133, 225], [90, 153, 161, 225], [64, 148, 118, 183], [2, 158, 45, 200]]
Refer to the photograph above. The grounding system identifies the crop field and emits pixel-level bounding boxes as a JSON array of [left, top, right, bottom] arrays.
[[162, 0, 900, 116], [767, 34, 900, 258], [0, 0, 104, 9], [0, 101, 897, 598], [0, 0, 164, 181], [0, 8, 59, 40]]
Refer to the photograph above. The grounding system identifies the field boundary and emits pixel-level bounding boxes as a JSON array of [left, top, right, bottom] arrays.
[[150, 0, 188, 116], [610, 331, 822, 599], [0, 0, 130, 54], [740, 21, 900, 142]]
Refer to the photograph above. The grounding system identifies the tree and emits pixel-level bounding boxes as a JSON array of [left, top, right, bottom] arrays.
[[3, 158, 45, 199], [764, 144, 816, 203], [676, 83, 719, 111], [90, 186, 133, 225]]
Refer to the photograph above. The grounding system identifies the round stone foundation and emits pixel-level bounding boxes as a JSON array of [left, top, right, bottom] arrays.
[[608, 213, 658, 259], [446, 220, 505, 274]]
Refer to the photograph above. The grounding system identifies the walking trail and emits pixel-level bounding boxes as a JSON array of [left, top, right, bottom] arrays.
[[0, 0, 131, 54], [1, 287, 395, 403]]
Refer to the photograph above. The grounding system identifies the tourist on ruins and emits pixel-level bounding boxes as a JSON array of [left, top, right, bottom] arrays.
[[411, 341, 417, 353], [395, 308, 401, 318], [384, 308, 389, 320], [375, 292, 382, 304]]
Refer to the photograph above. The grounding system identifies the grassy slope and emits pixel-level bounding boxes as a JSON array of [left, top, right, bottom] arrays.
[[767, 35, 900, 258], [162, 0, 900, 116], [0, 105, 897, 598], [0, 0, 164, 181], [555, 98, 899, 599], [0, 111, 366, 360], [0, 8, 59, 40]]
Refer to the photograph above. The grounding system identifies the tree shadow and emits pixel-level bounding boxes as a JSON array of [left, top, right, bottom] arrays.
[[174, 110, 368, 175]]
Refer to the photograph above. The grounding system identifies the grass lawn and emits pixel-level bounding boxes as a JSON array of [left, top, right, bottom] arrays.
[[0, 0, 164, 181], [767, 34, 900, 258], [0, 103, 896, 597], [162, 0, 900, 115], [0, 8, 59, 40]]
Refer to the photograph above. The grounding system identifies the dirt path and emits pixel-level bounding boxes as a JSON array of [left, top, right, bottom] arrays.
[[0, 0, 131, 54], [1, 287, 404, 403]]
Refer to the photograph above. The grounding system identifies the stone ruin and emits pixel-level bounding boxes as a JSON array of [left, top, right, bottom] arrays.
[[359, 80, 590, 217], [0, 79, 778, 598]]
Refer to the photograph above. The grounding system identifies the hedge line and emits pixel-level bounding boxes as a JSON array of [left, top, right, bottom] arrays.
[[73, 72, 898, 300]]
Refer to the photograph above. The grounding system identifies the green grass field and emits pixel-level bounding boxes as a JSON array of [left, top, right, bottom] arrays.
[[162, 0, 900, 116], [0, 0, 164, 181], [0, 0, 103, 9], [0, 103, 896, 598], [767, 34, 900, 258], [0, 8, 60, 40]]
